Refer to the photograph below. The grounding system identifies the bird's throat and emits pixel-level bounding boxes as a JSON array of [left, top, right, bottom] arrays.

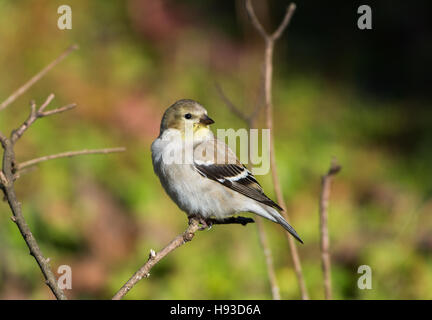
[[192, 124, 211, 140], [180, 123, 212, 142]]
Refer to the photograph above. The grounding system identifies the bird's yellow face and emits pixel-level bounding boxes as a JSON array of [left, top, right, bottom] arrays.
[[160, 99, 214, 140]]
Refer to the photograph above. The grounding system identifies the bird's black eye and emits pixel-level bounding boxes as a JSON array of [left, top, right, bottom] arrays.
[[184, 113, 192, 119]]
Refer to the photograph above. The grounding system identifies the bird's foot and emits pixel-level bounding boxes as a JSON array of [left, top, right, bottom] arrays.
[[198, 217, 213, 231]]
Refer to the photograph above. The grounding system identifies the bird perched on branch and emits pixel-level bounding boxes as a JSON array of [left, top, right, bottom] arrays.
[[151, 99, 303, 243]]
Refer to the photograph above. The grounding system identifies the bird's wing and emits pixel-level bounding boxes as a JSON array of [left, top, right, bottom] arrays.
[[193, 139, 283, 211]]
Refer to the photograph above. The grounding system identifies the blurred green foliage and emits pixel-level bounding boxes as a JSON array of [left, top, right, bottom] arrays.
[[0, 0, 431, 299]]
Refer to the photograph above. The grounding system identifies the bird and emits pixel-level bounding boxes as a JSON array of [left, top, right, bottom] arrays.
[[151, 99, 303, 243]]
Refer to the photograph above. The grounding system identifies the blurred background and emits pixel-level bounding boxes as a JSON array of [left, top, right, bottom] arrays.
[[0, 0, 431, 299]]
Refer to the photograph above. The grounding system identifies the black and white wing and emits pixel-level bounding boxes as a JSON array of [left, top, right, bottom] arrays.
[[193, 139, 283, 211]]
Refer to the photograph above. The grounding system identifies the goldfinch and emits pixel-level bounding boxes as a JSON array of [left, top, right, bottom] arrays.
[[151, 99, 303, 243]]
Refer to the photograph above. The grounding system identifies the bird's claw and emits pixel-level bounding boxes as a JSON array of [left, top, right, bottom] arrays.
[[198, 217, 213, 231]]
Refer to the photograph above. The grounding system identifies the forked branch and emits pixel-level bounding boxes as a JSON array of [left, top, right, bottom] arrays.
[[16, 147, 126, 172], [0, 45, 125, 300], [213, 0, 300, 300], [11, 94, 76, 144], [0, 45, 78, 112], [244, 0, 309, 300], [215, 82, 282, 300]]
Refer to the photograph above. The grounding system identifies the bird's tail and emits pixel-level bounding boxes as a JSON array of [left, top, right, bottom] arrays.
[[256, 204, 303, 244]]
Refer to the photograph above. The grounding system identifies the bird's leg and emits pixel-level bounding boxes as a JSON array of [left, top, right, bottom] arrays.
[[204, 219, 213, 230], [188, 215, 211, 230], [198, 217, 213, 231]]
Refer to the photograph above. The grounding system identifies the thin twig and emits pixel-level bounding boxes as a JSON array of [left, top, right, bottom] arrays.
[[215, 83, 281, 300], [0, 138, 67, 300], [10, 100, 38, 144], [112, 218, 201, 300], [112, 216, 257, 300], [16, 147, 126, 172], [40, 103, 76, 117], [272, 4, 297, 41], [245, 0, 309, 300], [0, 44, 126, 300], [38, 93, 56, 112], [0, 45, 79, 112], [319, 159, 341, 300], [215, 8, 287, 297], [10, 94, 78, 144], [245, 0, 268, 40], [256, 219, 281, 299]]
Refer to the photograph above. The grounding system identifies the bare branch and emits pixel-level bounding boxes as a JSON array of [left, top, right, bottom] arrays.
[[16, 147, 126, 171], [113, 215, 256, 300], [0, 45, 80, 299], [11, 94, 52, 143], [1, 144, 125, 300], [216, 81, 281, 300], [39, 103, 76, 117], [0, 45, 79, 112], [245, 1, 296, 42], [256, 218, 281, 299], [10, 94, 78, 144], [112, 218, 201, 300], [0, 137, 67, 299], [10, 100, 39, 144], [319, 158, 341, 300], [215, 4, 297, 297], [216, 83, 282, 299], [272, 3, 297, 40], [245, 0, 268, 39], [0, 44, 125, 300], [245, 0, 309, 300], [38, 93, 56, 113]]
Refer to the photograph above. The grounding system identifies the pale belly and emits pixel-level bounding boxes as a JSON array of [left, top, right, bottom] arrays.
[[155, 161, 243, 219], [151, 132, 247, 219]]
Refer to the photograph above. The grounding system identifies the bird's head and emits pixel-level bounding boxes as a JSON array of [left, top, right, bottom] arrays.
[[160, 99, 214, 140]]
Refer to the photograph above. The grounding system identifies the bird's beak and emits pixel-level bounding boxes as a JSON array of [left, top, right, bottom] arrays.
[[199, 114, 215, 125]]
